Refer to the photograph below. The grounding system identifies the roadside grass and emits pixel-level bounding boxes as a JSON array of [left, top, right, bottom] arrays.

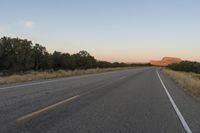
[[192, 73, 200, 79], [163, 68, 200, 101], [0, 67, 133, 84]]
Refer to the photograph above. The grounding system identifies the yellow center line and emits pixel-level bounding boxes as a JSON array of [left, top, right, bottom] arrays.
[[120, 76, 126, 79], [16, 95, 80, 122]]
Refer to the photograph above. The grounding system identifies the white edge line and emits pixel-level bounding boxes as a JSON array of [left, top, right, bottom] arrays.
[[0, 78, 67, 90], [0, 70, 108, 90], [0, 68, 133, 90], [156, 70, 192, 133]]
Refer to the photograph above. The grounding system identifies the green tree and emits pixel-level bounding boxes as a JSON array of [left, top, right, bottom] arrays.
[[32, 44, 50, 70]]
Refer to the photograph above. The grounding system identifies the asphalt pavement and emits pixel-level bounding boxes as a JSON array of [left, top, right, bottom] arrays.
[[0, 67, 199, 133]]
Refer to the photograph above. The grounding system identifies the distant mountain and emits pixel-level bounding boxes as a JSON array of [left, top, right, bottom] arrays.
[[150, 57, 182, 66]]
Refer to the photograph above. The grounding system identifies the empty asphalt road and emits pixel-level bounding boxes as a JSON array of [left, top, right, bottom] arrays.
[[0, 67, 200, 133]]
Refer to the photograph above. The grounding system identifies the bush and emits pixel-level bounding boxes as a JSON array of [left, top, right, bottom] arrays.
[[167, 61, 200, 74], [0, 36, 151, 75]]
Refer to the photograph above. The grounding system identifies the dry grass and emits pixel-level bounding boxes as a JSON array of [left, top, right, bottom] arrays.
[[0, 67, 132, 84], [163, 69, 200, 101], [192, 73, 200, 79]]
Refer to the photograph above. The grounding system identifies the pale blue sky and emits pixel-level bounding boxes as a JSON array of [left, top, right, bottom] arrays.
[[0, 0, 200, 62]]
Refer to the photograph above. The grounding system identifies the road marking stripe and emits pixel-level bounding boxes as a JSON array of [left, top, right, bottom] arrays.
[[16, 95, 80, 121], [0, 78, 68, 90], [0, 73, 99, 90], [156, 70, 192, 133], [0, 69, 132, 90], [120, 76, 126, 80]]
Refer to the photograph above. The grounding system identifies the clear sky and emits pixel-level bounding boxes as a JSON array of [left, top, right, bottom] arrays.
[[0, 0, 200, 62]]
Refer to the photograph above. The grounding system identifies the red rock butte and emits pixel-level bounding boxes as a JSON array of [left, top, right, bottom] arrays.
[[150, 57, 182, 66]]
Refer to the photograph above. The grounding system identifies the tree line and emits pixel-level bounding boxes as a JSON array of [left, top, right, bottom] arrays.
[[0, 36, 150, 75], [167, 61, 200, 74]]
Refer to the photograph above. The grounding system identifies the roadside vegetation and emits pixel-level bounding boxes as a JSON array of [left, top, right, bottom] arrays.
[[167, 61, 200, 74], [0, 36, 150, 84], [164, 61, 200, 101], [0, 67, 133, 84]]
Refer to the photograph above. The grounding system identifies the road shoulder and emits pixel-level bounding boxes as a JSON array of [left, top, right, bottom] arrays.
[[159, 69, 200, 133]]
